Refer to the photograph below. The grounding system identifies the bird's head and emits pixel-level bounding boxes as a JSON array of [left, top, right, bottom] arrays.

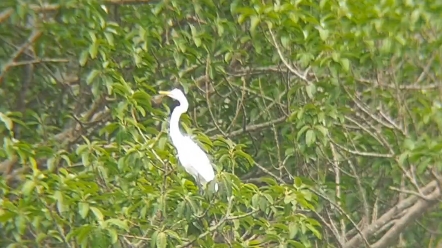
[[159, 88, 186, 101], [159, 88, 189, 109]]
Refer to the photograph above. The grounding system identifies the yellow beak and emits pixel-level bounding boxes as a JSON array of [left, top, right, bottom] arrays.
[[159, 91, 171, 96]]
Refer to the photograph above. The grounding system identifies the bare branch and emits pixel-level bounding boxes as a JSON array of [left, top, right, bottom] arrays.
[[330, 137, 393, 158], [311, 188, 371, 247], [348, 159, 370, 227], [344, 180, 439, 248], [0, 30, 43, 84], [10, 58, 69, 67], [226, 116, 287, 138], [370, 186, 441, 248], [225, 77, 247, 133], [330, 143, 346, 242], [389, 186, 433, 201], [268, 28, 311, 84], [29, 0, 154, 12], [357, 77, 440, 91]]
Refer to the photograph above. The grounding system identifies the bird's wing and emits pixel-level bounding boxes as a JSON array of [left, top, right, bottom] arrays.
[[176, 136, 216, 184]]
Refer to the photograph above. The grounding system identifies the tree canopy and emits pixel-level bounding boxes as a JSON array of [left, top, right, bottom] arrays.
[[1, 0, 442, 247]]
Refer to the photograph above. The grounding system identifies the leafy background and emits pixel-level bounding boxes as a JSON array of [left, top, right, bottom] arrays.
[[1, 0, 442, 247]]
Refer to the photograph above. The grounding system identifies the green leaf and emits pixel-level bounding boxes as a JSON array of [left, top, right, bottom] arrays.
[[79, 50, 89, 66], [82, 153, 90, 167], [281, 36, 290, 49], [150, 231, 159, 247], [165, 229, 182, 242], [22, 180, 35, 196], [61, 155, 72, 167], [288, 222, 298, 239], [318, 27, 329, 41], [297, 125, 310, 141], [86, 70, 101, 85], [305, 129, 316, 147], [108, 228, 118, 244], [54, 191, 67, 213], [79, 202, 90, 219], [340, 58, 350, 71], [90, 206, 104, 221], [0, 112, 13, 131], [132, 91, 152, 108], [262, 193, 274, 204], [156, 232, 167, 248], [89, 42, 98, 59], [398, 152, 409, 166], [235, 149, 254, 166], [189, 24, 202, 47], [193, 37, 202, 47], [314, 125, 328, 137], [252, 194, 259, 209], [104, 32, 115, 47], [287, 240, 305, 248], [224, 52, 232, 63], [306, 223, 322, 239], [67, 225, 94, 244], [105, 218, 129, 231], [305, 84, 316, 99], [250, 15, 260, 32]]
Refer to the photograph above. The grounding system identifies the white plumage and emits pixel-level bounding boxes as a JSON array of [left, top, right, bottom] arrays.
[[159, 88, 218, 192]]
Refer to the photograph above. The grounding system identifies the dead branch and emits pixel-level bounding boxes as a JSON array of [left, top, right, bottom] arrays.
[[371, 185, 441, 248], [344, 180, 439, 248]]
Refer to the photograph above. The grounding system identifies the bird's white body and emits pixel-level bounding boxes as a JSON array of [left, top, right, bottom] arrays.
[[159, 89, 218, 191], [174, 136, 215, 185]]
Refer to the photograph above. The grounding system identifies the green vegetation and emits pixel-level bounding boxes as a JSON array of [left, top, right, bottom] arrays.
[[1, 0, 442, 247]]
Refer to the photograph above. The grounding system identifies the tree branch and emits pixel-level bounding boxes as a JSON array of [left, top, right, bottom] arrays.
[[176, 196, 235, 248], [225, 116, 287, 138], [268, 28, 311, 84], [0, 30, 43, 84], [371, 186, 441, 248], [344, 180, 439, 248], [10, 58, 69, 67]]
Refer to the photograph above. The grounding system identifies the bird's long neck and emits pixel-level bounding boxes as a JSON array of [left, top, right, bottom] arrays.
[[170, 103, 188, 146]]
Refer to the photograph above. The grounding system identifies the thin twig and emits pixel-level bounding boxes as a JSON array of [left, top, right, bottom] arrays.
[[330, 137, 393, 158], [11, 58, 69, 67], [223, 116, 287, 138], [226, 77, 247, 133]]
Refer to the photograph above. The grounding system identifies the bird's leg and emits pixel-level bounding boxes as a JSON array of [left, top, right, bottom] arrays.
[[196, 175, 205, 195], [194, 174, 204, 195], [198, 185, 204, 195]]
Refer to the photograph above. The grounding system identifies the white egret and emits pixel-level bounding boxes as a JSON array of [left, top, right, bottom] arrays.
[[159, 88, 218, 192]]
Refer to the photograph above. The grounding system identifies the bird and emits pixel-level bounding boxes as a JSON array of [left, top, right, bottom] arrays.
[[159, 88, 218, 192]]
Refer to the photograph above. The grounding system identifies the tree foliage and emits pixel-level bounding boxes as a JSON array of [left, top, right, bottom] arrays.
[[1, 0, 442, 247]]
